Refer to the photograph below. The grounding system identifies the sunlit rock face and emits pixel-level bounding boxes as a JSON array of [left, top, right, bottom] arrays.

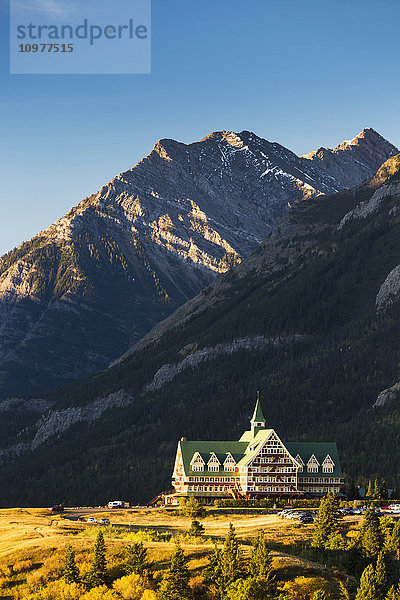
[[301, 127, 398, 190], [0, 128, 397, 399]]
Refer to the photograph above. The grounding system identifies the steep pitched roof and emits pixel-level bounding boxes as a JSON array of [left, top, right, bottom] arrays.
[[284, 442, 343, 479], [236, 429, 274, 466], [179, 440, 247, 477], [251, 398, 266, 423]]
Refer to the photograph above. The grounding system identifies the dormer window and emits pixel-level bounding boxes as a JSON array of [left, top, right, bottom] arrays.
[[307, 454, 320, 473], [224, 453, 236, 472], [191, 452, 205, 472], [322, 455, 335, 473], [207, 453, 221, 472], [295, 454, 304, 473]]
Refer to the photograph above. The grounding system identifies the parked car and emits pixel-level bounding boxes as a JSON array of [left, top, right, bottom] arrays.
[[48, 504, 64, 513], [87, 516, 97, 523], [298, 515, 314, 524], [286, 510, 304, 519], [99, 518, 110, 525], [77, 517, 85, 522]]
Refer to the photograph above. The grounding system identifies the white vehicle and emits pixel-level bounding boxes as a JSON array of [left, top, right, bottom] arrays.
[[388, 504, 400, 513], [87, 516, 97, 523], [107, 500, 128, 509]]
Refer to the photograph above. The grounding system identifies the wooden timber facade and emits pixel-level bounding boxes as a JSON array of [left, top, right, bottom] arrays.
[[164, 399, 344, 505]]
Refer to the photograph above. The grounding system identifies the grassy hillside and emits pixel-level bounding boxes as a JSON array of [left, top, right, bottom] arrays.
[[0, 507, 354, 600]]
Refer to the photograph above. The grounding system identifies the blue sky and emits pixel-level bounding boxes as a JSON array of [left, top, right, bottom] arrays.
[[1, 0, 400, 255]]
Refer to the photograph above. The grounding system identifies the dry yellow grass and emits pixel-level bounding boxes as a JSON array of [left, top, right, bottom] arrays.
[[0, 507, 348, 599], [0, 507, 312, 567]]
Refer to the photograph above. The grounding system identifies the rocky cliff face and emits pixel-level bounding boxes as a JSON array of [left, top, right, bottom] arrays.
[[0, 128, 397, 400]]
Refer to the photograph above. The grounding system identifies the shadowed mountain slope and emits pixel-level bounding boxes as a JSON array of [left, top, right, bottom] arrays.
[[0, 128, 397, 401], [1, 153, 400, 505]]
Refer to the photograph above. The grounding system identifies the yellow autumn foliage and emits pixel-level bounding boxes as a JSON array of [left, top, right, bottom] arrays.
[[140, 591, 157, 600], [81, 585, 119, 600], [281, 576, 331, 600], [112, 573, 147, 599]]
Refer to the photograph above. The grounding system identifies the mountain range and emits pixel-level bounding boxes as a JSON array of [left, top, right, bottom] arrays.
[[0, 127, 396, 401], [0, 134, 400, 506]]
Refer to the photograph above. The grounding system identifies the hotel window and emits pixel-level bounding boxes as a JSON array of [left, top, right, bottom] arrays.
[[191, 453, 205, 472], [322, 455, 335, 473], [307, 455, 320, 473], [295, 454, 304, 472], [207, 453, 221, 472]]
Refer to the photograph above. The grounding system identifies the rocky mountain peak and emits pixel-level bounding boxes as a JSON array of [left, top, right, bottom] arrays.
[[301, 127, 398, 190], [0, 127, 398, 401], [334, 127, 398, 162]]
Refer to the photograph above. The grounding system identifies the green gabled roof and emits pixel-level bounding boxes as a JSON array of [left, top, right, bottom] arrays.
[[251, 398, 266, 423], [284, 442, 343, 479], [178, 436, 342, 480], [179, 440, 247, 477]]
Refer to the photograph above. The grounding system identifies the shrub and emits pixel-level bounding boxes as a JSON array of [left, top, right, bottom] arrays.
[[13, 560, 33, 574], [81, 585, 119, 600], [179, 498, 206, 519], [140, 591, 157, 600], [113, 573, 148, 599]]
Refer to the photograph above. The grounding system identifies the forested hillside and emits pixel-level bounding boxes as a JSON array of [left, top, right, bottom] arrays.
[[1, 155, 400, 506]]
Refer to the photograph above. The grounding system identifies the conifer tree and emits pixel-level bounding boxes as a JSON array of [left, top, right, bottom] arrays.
[[366, 480, 373, 499], [348, 479, 358, 500], [203, 545, 223, 598], [180, 497, 206, 518], [125, 542, 150, 576], [158, 543, 191, 600], [387, 518, 400, 579], [63, 545, 80, 584], [339, 581, 351, 600], [360, 509, 384, 558], [386, 585, 400, 600], [312, 494, 339, 548], [204, 523, 244, 599], [249, 529, 273, 583], [188, 520, 205, 537], [374, 479, 381, 500], [221, 522, 245, 587], [375, 551, 388, 600], [355, 563, 378, 600], [389, 518, 400, 556], [87, 531, 107, 588], [380, 480, 389, 500]]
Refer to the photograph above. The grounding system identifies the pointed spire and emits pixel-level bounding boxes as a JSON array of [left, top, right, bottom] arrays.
[[251, 392, 266, 425], [250, 393, 266, 438]]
